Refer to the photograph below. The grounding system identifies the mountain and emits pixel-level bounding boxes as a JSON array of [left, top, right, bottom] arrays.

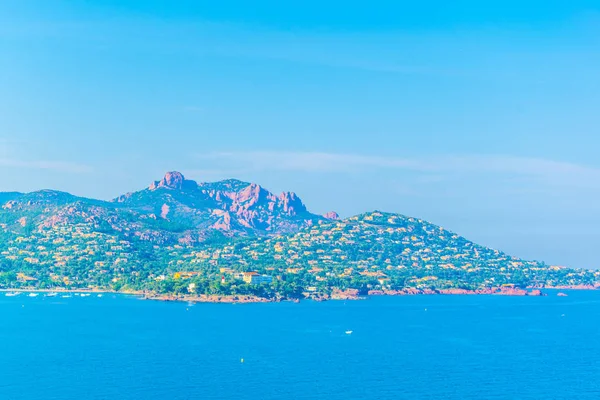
[[0, 192, 21, 203], [0, 172, 332, 245], [0, 173, 598, 298], [113, 171, 328, 242]]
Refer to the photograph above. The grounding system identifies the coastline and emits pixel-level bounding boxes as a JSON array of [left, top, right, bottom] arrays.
[[143, 293, 276, 304], [149, 285, 599, 303], [1, 285, 597, 304], [0, 288, 118, 294]]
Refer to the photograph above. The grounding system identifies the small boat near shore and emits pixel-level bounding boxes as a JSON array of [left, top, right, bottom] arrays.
[[5, 292, 21, 297], [28, 293, 39, 297], [46, 293, 58, 297]]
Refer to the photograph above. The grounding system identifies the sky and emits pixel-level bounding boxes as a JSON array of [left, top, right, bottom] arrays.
[[1, 0, 599, 268]]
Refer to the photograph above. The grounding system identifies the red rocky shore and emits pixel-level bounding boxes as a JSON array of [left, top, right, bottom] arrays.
[[531, 284, 600, 290], [299, 286, 549, 302], [144, 294, 274, 303], [7, 285, 595, 304], [143, 285, 599, 303], [367, 287, 546, 297]]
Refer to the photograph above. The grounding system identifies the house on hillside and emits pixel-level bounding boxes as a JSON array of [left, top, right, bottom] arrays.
[[16, 273, 37, 283], [241, 271, 273, 285]]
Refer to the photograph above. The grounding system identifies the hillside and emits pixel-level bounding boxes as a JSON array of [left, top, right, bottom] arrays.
[[113, 172, 331, 240], [161, 211, 599, 295], [0, 172, 332, 245], [0, 173, 598, 298]]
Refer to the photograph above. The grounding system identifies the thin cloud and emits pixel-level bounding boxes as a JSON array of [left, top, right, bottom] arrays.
[[195, 151, 600, 189], [197, 151, 428, 172], [183, 168, 250, 179], [0, 140, 93, 174]]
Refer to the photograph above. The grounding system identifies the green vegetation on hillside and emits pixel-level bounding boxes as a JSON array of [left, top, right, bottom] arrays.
[[1, 174, 598, 299], [1, 208, 597, 299]]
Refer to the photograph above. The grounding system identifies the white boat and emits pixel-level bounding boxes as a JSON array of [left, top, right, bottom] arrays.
[[5, 292, 21, 297], [45, 293, 58, 297], [80, 293, 91, 297], [28, 293, 39, 297], [61, 294, 72, 298], [97, 294, 103, 298], [345, 330, 353, 335]]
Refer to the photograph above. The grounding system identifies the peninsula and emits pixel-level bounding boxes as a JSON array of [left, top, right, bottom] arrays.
[[1, 172, 598, 302]]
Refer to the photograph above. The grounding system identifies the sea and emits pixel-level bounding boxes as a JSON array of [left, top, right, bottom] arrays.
[[0, 291, 599, 399]]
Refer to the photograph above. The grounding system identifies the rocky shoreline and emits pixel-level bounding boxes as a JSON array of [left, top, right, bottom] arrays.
[[143, 294, 275, 303], [2, 285, 597, 304], [368, 287, 545, 296], [534, 284, 599, 290], [0, 288, 115, 294]]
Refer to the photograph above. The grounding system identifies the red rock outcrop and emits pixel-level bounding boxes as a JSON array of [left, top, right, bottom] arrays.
[[113, 172, 337, 238], [278, 192, 307, 216], [331, 288, 360, 300], [367, 287, 546, 297], [160, 204, 170, 219], [149, 171, 187, 190], [323, 211, 340, 220], [496, 287, 528, 296]]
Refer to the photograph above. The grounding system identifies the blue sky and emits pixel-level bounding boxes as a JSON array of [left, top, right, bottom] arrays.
[[1, 0, 599, 268]]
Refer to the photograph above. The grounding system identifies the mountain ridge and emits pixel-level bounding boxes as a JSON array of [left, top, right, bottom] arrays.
[[1, 171, 335, 243]]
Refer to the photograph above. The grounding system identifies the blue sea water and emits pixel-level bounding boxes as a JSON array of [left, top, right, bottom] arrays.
[[1, 291, 599, 399]]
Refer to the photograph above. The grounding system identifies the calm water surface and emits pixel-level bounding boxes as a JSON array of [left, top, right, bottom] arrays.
[[1, 291, 599, 399]]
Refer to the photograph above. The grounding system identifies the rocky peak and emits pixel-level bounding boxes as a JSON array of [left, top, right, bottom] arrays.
[[149, 171, 192, 191], [237, 183, 271, 205], [323, 211, 340, 220], [278, 191, 307, 216]]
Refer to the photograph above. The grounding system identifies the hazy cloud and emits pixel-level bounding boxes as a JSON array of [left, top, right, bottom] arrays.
[[197, 151, 427, 172], [0, 139, 93, 174], [195, 151, 600, 190]]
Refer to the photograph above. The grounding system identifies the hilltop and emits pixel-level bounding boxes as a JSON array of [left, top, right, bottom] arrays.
[[0, 172, 333, 245], [0, 172, 598, 300]]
